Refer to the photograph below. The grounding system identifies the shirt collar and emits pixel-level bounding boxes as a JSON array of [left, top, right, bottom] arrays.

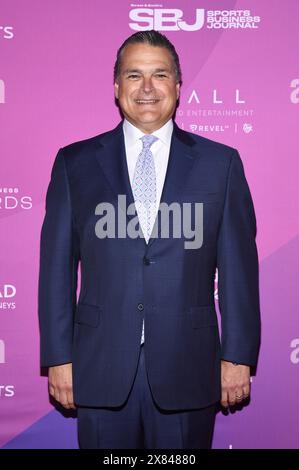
[[123, 118, 173, 147]]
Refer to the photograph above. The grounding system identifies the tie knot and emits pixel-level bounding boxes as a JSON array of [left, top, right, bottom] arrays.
[[141, 134, 158, 150]]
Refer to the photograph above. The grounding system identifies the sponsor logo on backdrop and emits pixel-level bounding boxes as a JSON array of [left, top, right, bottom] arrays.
[[243, 123, 253, 134], [129, 7, 205, 31], [129, 7, 261, 31], [178, 88, 254, 136], [187, 89, 246, 105], [206, 10, 260, 29], [0, 25, 13, 39], [0, 385, 15, 397], [290, 79, 299, 104], [290, 339, 299, 364], [0, 188, 33, 210], [0, 284, 16, 309], [0, 340, 5, 364], [0, 79, 4, 103]]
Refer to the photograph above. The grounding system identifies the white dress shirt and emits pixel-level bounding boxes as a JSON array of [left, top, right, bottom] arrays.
[[123, 117, 173, 217], [123, 117, 174, 343]]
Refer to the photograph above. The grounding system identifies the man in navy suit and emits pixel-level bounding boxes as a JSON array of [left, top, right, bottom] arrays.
[[38, 30, 261, 449]]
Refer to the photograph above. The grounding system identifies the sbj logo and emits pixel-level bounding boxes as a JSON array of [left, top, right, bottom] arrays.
[[129, 9, 205, 31]]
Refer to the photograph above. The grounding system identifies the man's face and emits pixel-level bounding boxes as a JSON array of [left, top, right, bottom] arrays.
[[114, 43, 180, 133]]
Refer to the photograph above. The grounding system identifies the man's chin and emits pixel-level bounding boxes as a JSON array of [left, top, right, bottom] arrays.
[[123, 112, 170, 130], [133, 111, 161, 123]]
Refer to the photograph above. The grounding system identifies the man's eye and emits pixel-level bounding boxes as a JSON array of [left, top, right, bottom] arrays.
[[155, 74, 167, 78], [128, 74, 140, 79]]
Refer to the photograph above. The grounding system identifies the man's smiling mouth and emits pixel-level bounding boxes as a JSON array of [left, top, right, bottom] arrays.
[[135, 99, 160, 104]]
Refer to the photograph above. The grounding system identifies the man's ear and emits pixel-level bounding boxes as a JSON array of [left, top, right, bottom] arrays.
[[114, 81, 119, 100], [176, 83, 180, 100]]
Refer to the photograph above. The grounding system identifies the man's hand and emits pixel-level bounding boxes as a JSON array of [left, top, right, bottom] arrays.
[[48, 363, 76, 409], [221, 360, 250, 408]]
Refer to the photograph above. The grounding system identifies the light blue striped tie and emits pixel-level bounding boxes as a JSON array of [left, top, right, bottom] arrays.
[[132, 134, 158, 243]]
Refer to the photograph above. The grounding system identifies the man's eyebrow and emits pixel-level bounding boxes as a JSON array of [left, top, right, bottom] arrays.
[[123, 69, 142, 75], [122, 68, 172, 75], [154, 68, 172, 74]]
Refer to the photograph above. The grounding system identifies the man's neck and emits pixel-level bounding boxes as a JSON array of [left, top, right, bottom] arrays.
[[124, 118, 173, 134]]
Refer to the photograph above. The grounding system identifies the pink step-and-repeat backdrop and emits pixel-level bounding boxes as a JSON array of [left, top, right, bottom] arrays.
[[1, 0, 298, 449]]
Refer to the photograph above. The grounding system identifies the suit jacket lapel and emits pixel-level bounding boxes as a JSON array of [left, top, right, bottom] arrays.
[[147, 122, 198, 248], [94, 120, 135, 208]]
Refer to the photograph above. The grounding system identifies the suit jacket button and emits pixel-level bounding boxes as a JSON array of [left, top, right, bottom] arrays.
[[143, 256, 150, 265], [137, 303, 144, 311]]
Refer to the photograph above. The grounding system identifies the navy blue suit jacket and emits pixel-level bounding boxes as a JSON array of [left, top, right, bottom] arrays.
[[38, 120, 261, 410]]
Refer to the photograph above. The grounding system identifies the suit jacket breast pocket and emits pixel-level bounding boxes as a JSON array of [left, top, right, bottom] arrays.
[[181, 191, 222, 204]]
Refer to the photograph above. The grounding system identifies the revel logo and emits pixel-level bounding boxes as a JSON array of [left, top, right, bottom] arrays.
[[129, 9, 205, 31]]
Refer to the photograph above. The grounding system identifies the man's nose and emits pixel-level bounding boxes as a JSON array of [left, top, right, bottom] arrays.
[[141, 76, 154, 93]]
